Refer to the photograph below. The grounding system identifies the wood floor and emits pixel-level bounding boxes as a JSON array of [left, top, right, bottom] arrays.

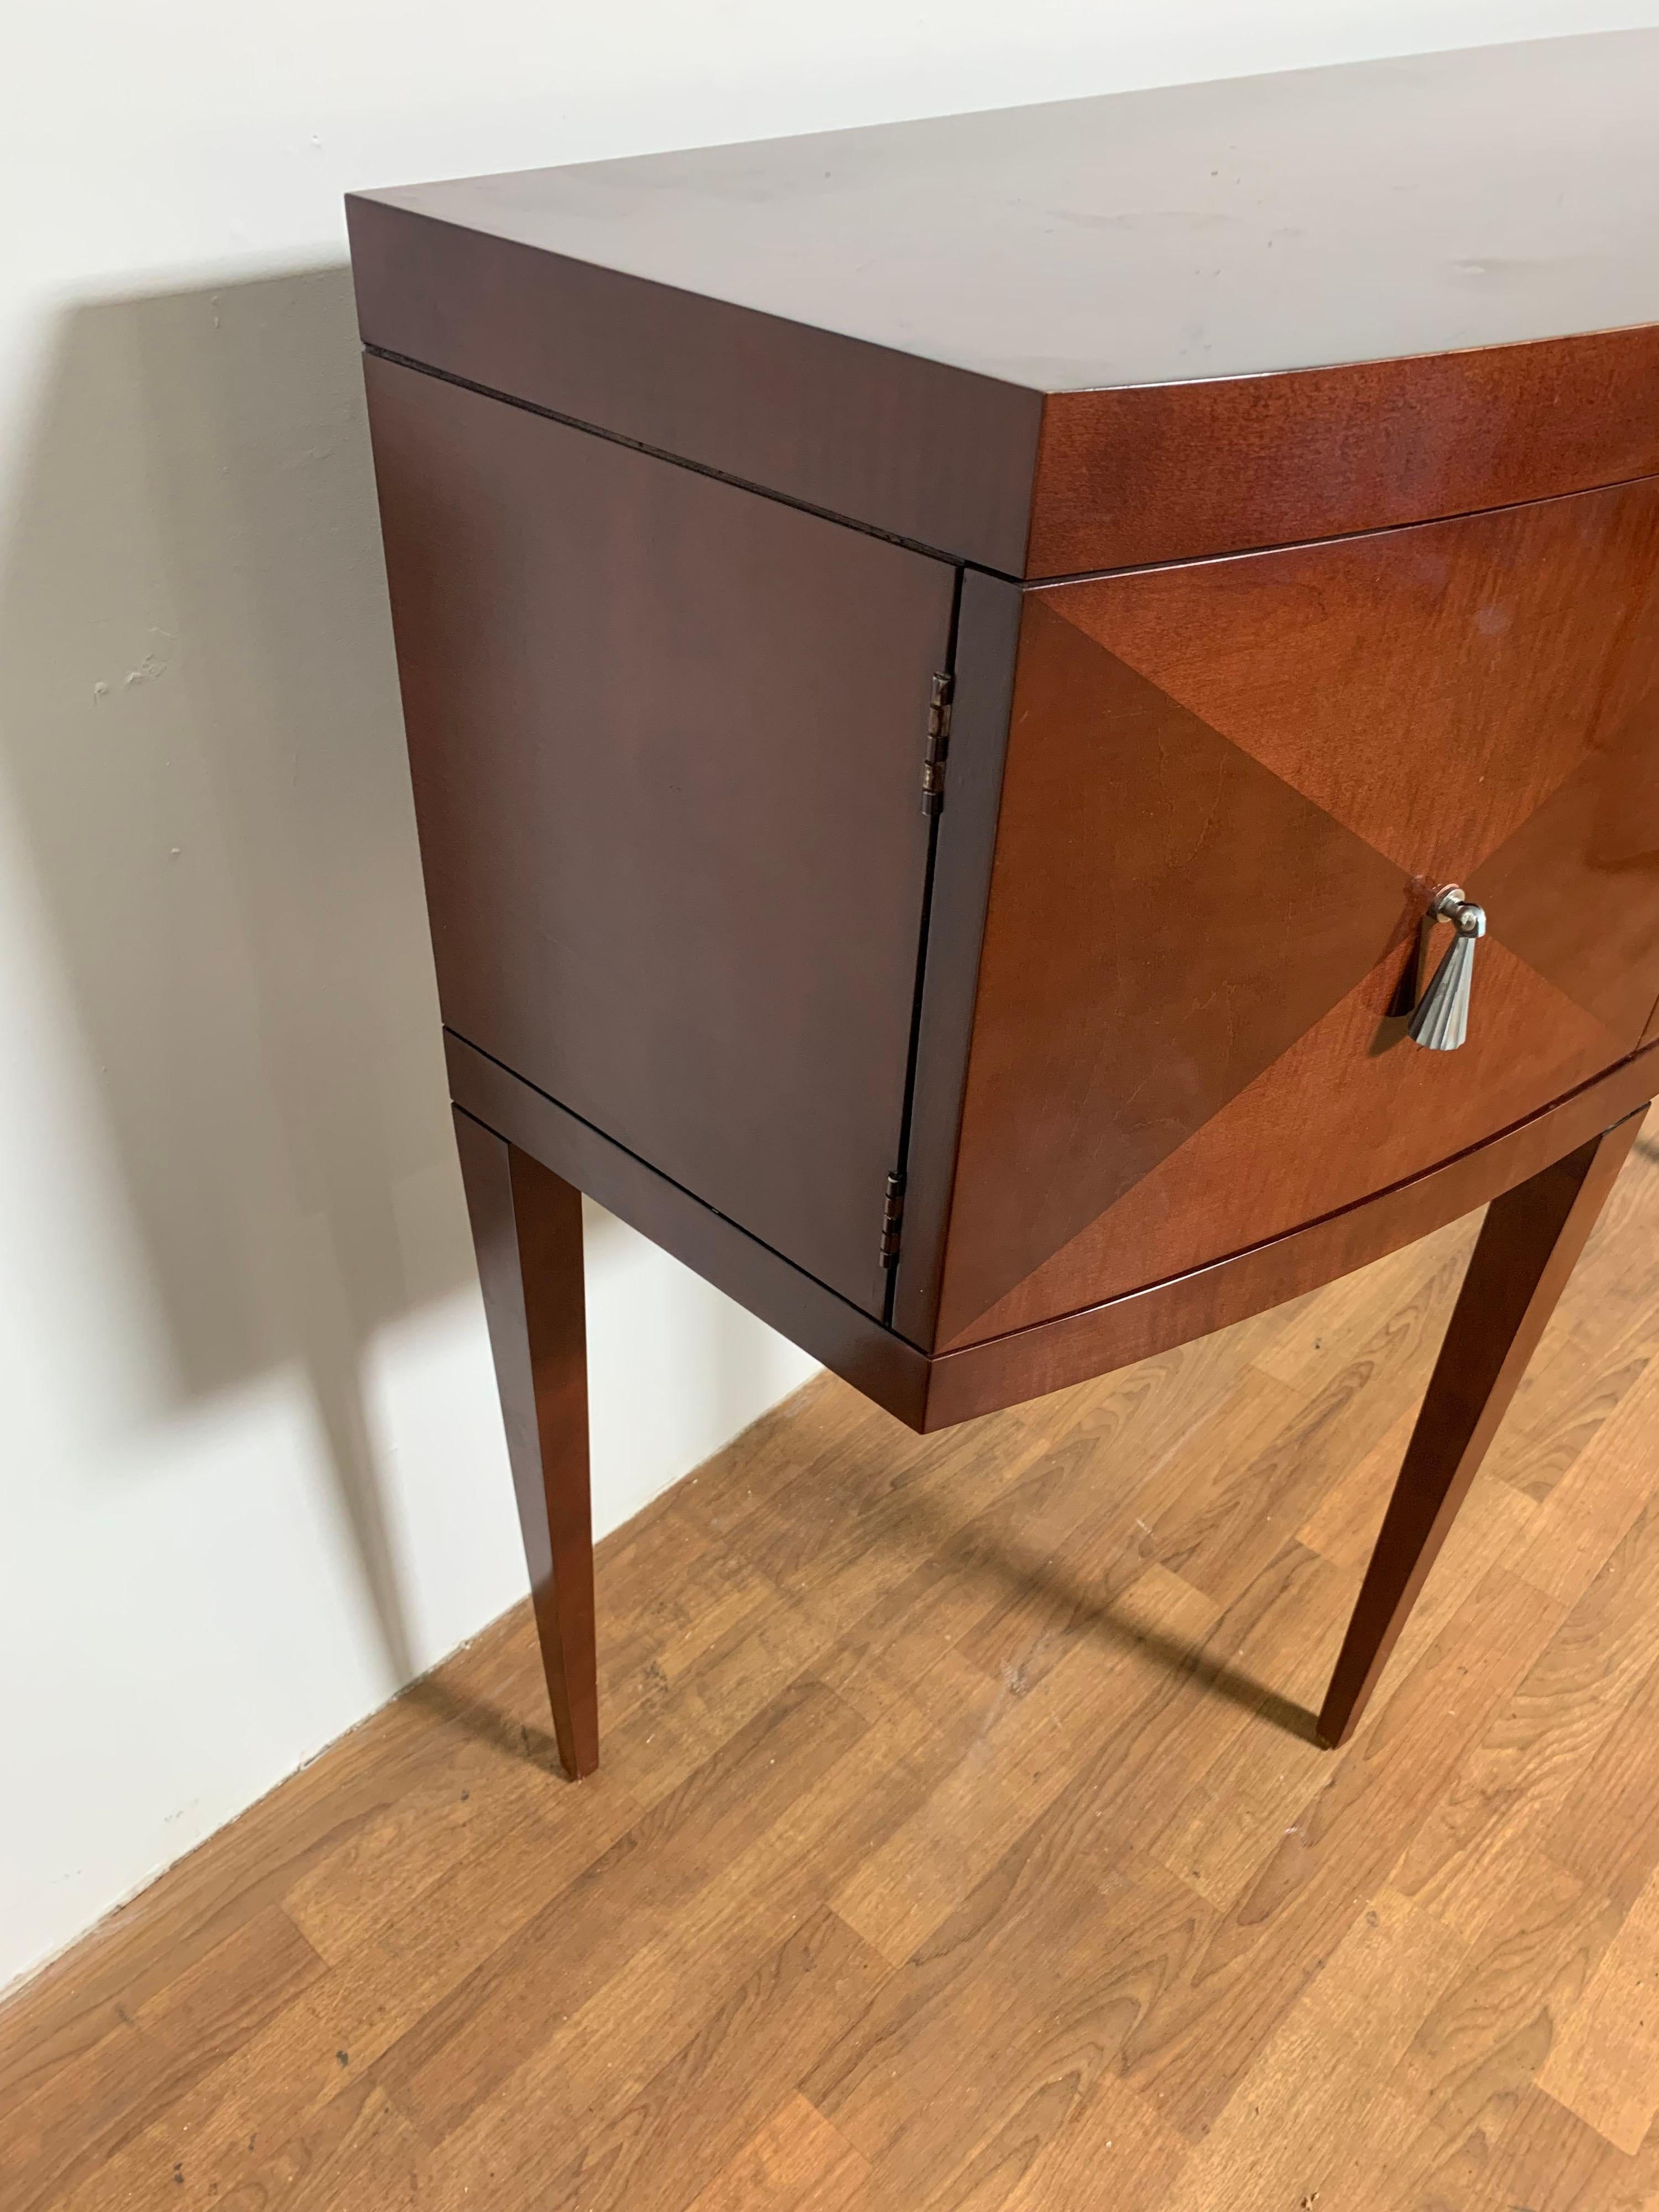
[[9, 1135, 1659, 2211]]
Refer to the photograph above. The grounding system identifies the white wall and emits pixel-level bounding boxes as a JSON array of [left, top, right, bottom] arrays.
[[4, 0, 1655, 1993]]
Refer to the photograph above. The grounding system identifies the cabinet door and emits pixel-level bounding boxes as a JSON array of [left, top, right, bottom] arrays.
[[937, 479, 1659, 1350], [366, 357, 957, 1318]]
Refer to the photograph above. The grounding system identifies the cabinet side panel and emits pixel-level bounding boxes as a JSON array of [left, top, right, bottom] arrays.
[[364, 356, 956, 1317]]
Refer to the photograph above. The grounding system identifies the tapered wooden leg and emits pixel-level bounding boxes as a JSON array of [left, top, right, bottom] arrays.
[[453, 1107, 598, 1778], [1316, 1104, 1647, 1750]]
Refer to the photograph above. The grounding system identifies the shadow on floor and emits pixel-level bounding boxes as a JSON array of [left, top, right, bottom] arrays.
[[891, 1472, 1322, 1744]]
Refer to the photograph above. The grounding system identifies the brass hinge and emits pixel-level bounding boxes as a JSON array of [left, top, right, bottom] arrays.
[[879, 1172, 906, 1269], [921, 672, 953, 816]]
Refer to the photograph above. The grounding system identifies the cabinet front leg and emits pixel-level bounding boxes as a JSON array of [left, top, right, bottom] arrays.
[[1316, 1104, 1647, 1751], [453, 1107, 598, 1778]]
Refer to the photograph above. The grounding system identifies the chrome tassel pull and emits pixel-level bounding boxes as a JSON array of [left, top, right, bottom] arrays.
[[1408, 886, 1486, 1051]]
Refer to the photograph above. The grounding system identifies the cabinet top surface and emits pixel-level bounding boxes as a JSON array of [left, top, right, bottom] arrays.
[[359, 32, 1659, 393]]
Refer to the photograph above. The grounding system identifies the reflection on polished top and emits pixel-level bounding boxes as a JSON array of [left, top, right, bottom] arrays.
[[359, 32, 1659, 388]]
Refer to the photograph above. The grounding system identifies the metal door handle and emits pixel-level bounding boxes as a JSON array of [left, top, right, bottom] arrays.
[[1408, 886, 1485, 1051]]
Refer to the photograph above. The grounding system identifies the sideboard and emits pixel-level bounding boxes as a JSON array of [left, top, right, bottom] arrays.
[[347, 29, 1659, 1775]]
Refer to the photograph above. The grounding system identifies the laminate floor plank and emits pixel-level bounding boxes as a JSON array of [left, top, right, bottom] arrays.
[[375, 1677, 870, 2145], [421, 1650, 1003, 2194], [1541, 1647, 1659, 1912], [432, 1908, 889, 2212], [1142, 1544, 1350, 1910], [1109, 1564, 1564, 2141], [973, 2064, 1187, 2212], [49, 1762, 648, 2212], [1296, 1402, 1426, 1571], [1169, 1247, 1475, 1614], [1391, 1470, 1659, 1940], [209, 2078, 426, 2212], [682, 2095, 870, 2212], [9, 1142, 1659, 2209], [1156, 1886, 1463, 2212], [806, 1837, 1211, 2201], [1474, 2084, 1659, 2212], [1391, 1850, 1620, 2147], [830, 1564, 1220, 1967], [1499, 1349, 1659, 1605], [1537, 1858, 1659, 2153]]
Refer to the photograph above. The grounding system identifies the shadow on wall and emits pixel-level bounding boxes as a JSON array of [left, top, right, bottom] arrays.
[[0, 265, 551, 1687]]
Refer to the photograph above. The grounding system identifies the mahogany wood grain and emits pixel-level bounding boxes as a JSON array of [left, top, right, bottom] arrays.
[[937, 479, 1659, 1350], [350, 35, 1659, 576], [347, 199, 1042, 577], [1315, 1105, 1647, 1748], [1472, 530, 1659, 1042], [453, 1109, 597, 1779], [366, 353, 955, 1318], [1027, 328, 1659, 577], [922, 1041, 1659, 1430]]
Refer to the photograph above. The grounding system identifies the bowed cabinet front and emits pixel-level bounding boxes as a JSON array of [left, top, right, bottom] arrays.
[[929, 479, 1659, 1355]]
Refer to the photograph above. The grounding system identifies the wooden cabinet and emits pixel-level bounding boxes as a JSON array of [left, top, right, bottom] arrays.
[[348, 29, 1659, 1768]]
